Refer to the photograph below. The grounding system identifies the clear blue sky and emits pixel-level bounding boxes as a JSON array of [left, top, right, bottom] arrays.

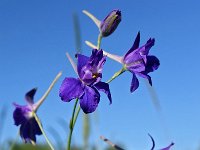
[[1, 0, 200, 149]]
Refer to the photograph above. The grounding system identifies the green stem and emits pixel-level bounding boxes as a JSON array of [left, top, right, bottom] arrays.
[[67, 99, 79, 150], [33, 113, 55, 150], [67, 106, 81, 150], [106, 67, 126, 83], [73, 106, 81, 126], [98, 32, 126, 84], [69, 99, 79, 130], [97, 34, 102, 50]]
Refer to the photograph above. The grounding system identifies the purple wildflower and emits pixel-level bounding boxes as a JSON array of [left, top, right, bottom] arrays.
[[123, 32, 160, 92], [59, 49, 112, 114], [100, 9, 121, 37], [13, 88, 42, 143]]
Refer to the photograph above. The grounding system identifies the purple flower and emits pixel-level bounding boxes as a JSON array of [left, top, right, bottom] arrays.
[[123, 32, 160, 92], [59, 49, 112, 114], [100, 9, 121, 37], [13, 88, 42, 143]]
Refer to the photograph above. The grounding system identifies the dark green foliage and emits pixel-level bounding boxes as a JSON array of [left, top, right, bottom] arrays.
[[11, 143, 50, 150]]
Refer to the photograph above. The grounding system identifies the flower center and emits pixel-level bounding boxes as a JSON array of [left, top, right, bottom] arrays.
[[25, 111, 34, 119], [92, 73, 99, 79]]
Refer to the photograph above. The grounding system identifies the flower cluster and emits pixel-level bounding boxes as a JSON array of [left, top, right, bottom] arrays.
[[62, 9, 160, 113], [12, 9, 173, 150]]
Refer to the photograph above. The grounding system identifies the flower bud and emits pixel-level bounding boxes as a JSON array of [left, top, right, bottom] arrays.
[[100, 9, 121, 37]]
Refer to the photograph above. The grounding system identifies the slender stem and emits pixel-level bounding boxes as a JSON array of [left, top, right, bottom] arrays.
[[97, 34, 102, 50], [69, 99, 79, 130], [67, 106, 81, 150], [67, 126, 73, 150], [102, 51, 123, 64], [73, 106, 81, 126], [33, 112, 55, 150], [67, 99, 79, 150], [106, 67, 126, 83], [35, 71, 62, 112], [85, 40, 123, 64]]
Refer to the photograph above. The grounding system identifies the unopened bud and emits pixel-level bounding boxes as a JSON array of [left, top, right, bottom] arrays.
[[100, 9, 121, 37]]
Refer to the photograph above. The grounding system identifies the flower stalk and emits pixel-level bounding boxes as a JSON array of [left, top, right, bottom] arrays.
[[33, 112, 55, 150], [67, 99, 80, 150], [85, 40, 123, 63], [107, 67, 126, 83], [97, 34, 102, 50]]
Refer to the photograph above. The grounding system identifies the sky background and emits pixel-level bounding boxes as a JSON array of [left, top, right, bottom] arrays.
[[1, 0, 200, 149]]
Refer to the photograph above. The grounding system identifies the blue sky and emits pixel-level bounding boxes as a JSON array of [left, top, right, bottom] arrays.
[[1, 0, 200, 149]]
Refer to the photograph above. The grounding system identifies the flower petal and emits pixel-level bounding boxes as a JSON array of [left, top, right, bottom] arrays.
[[89, 49, 104, 66], [137, 73, 152, 86], [80, 86, 100, 114], [77, 54, 89, 78], [124, 32, 140, 58], [25, 88, 37, 104], [20, 117, 42, 143], [13, 104, 31, 126], [126, 56, 146, 73], [138, 38, 155, 63], [94, 82, 112, 104], [130, 73, 139, 93], [145, 55, 160, 74], [59, 78, 84, 102], [88, 49, 106, 75]]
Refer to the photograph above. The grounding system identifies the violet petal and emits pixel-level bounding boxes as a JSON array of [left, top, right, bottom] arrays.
[[130, 73, 139, 93], [137, 73, 152, 86], [124, 32, 140, 58], [94, 81, 112, 104], [25, 88, 37, 104], [80, 86, 100, 114], [13, 104, 31, 126], [59, 78, 84, 102], [20, 117, 42, 143], [145, 55, 160, 74], [126, 56, 146, 73], [138, 38, 155, 62], [77, 54, 89, 78]]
